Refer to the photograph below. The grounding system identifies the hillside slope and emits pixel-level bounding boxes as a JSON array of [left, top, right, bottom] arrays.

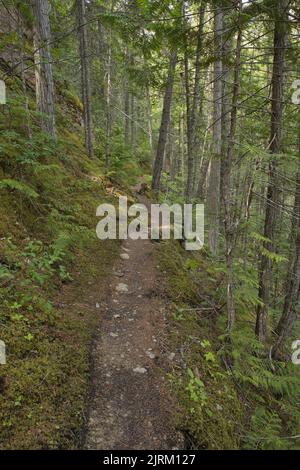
[[0, 81, 130, 448]]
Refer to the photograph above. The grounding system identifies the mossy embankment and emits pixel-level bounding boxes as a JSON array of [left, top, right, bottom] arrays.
[[157, 240, 243, 449], [0, 85, 136, 448], [157, 240, 300, 450]]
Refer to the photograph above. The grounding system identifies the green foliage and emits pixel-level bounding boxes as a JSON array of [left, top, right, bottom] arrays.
[[21, 237, 72, 285], [233, 260, 262, 310], [204, 351, 216, 363], [1, 0, 300, 452], [244, 407, 286, 450], [186, 368, 207, 405], [0, 179, 38, 200], [0, 73, 122, 449], [159, 241, 243, 449], [105, 138, 143, 184], [60, 88, 83, 112], [184, 258, 200, 271], [159, 239, 300, 450]]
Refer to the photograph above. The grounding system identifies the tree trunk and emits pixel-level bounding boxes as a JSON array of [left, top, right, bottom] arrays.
[[179, 110, 185, 180], [124, 88, 130, 145], [146, 83, 154, 168], [197, 67, 213, 199], [186, 2, 205, 201], [32, 0, 56, 139], [97, 9, 106, 101], [152, 49, 177, 192], [255, 0, 288, 341], [272, 152, 300, 357], [184, 47, 192, 192], [105, 29, 112, 171], [77, 0, 94, 157], [130, 93, 135, 147], [17, 8, 32, 138], [124, 47, 131, 145], [221, 1, 243, 332], [206, 5, 223, 255]]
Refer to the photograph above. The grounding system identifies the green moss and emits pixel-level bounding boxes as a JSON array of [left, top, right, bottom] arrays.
[[60, 89, 84, 113], [0, 236, 119, 449], [0, 180, 120, 449], [158, 240, 300, 450], [167, 308, 243, 449], [0, 88, 122, 449], [157, 241, 243, 449]]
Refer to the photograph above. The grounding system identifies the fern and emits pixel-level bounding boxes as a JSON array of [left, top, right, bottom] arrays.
[[0, 178, 38, 199], [244, 407, 285, 450]]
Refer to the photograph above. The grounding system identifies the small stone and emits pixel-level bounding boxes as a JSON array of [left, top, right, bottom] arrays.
[[168, 352, 176, 361], [120, 253, 130, 260], [146, 351, 155, 359], [113, 314, 121, 319], [216, 404, 223, 411], [116, 283, 129, 293], [110, 332, 118, 338], [122, 247, 130, 252], [133, 367, 147, 374], [113, 271, 124, 277], [95, 303, 100, 309]]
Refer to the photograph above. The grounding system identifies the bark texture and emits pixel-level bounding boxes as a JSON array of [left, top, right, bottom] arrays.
[[77, 0, 94, 157], [152, 50, 177, 192], [255, 0, 288, 341], [273, 152, 300, 357], [221, 2, 243, 332], [206, 6, 223, 255], [186, 2, 205, 201], [32, 0, 56, 138]]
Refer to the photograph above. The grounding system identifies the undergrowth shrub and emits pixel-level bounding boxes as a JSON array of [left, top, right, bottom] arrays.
[[158, 239, 300, 450]]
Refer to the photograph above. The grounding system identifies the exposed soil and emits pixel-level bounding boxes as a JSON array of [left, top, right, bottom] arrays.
[[84, 195, 181, 450]]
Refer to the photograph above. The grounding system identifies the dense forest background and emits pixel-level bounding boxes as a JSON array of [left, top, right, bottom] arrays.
[[0, 0, 300, 450]]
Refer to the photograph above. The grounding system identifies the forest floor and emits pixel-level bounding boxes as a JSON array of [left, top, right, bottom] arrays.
[[83, 192, 182, 450]]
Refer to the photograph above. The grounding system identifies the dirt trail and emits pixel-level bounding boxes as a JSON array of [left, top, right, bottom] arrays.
[[84, 197, 181, 450]]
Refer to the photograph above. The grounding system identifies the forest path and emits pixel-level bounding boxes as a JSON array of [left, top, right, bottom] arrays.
[[84, 192, 181, 450]]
